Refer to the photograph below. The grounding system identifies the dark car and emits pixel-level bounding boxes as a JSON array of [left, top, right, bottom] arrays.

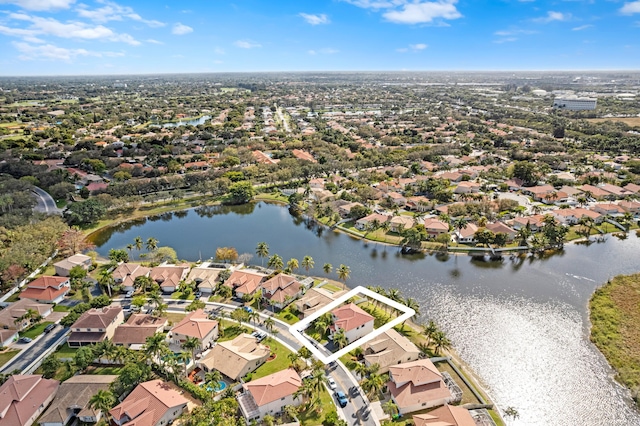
[[18, 337, 32, 344], [334, 391, 348, 408], [44, 323, 56, 333]]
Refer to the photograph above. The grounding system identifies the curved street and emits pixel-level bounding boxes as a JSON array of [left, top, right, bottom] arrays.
[[32, 186, 62, 214]]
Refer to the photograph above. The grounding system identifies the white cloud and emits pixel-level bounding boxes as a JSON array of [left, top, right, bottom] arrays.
[[382, 1, 462, 24], [572, 24, 593, 31], [299, 13, 330, 25], [213, 47, 225, 54], [342, 0, 405, 9], [494, 29, 537, 36], [0, 0, 75, 11], [12, 40, 123, 60], [234, 40, 261, 48], [494, 37, 518, 44], [146, 38, 163, 44], [308, 47, 338, 55], [534, 11, 571, 23], [76, 0, 164, 27], [397, 43, 428, 52], [172, 23, 192, 35], [6, 13, 140, 44], [620, 1, 640, 15]]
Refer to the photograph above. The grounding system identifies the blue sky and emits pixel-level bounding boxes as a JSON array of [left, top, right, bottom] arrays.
[[0, 0, 639, 75]]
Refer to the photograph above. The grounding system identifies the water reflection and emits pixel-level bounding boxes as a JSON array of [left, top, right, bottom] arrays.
[[90, 202, 640, 425]]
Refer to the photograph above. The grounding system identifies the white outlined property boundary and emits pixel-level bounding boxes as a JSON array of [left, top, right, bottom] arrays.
[[289, 285, 415, 364]]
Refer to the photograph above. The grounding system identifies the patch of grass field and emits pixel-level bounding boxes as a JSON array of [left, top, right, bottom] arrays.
[[4, 292, 20, 302], [249, 338, 293, 380], [295, 387, 336, 426], [588, 117, 640, 127], [254, 193, 289, 204], [590, 273, 640, 402], [320, 283, 342, 293], [434, 361, 481, 405], [276, 307, 300, 325], [170, 292, 195, 300], [87, 365, 123, 375], [20, 322, 53, 339], [54, 343, 77, 359], [0, 350, 19, 368], [218, 319, 247, 342], [165, 312, 186, 325], [53, 304, 70, 312]]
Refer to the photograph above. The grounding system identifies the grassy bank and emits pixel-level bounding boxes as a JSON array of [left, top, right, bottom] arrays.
[[590, 273, 640, 404]]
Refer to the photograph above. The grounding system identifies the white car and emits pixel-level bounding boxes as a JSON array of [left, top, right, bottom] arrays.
[[327, 377, 337, 390]]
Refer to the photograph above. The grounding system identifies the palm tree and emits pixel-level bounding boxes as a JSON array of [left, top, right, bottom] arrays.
[[98, 269, 114, 297], [263, 317, 275, 333], [287, 258, 299, 273], [204, 370, 223, 395], [256, 242, 269, 267], [361, 371, 388, 399], [283, 405, 299, 423], [301, 255, 314, 272], [315, 312, 334, 338], [147, 291, 163, 309], [433, 330, 451, 355], [353, 362, 369, 379], [423, 320, 439, 347], [288, 352, 303, 372], [267, 254, 284, 270], [154, 302, 168, 317], [182, 336, 200, 361], [134, 236, 143, 251], [143, 332, 170, 365], [336, 264, 350, 283], [146, 237, 159, 252], [332, 328, 348, 349], [382, 400, 399, 418], [323, 263, 332, 275], [126, 243, 134, 253], [88, 389, 115, 416]]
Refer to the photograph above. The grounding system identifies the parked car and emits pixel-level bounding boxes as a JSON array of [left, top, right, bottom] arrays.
[[242, 306, 253, 313], [256, 331, 267, 343], [194, 291, 202, 298], [328, 377, 337, 390], [122, 305, 132, 313], [125, 291, 133, 298], [334, 391, 348, 408], [251, 330, 260, 338], [18, 337, 32, 344], [43, 324, 56, 333]]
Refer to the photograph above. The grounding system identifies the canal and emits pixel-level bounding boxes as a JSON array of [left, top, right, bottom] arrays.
[[90, 202, 640, 426]]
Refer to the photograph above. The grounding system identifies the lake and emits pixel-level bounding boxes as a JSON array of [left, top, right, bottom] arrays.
[[91, 202, 640, 426]]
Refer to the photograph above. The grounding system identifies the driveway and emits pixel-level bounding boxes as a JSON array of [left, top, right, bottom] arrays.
[[497, 192, 532, 213]]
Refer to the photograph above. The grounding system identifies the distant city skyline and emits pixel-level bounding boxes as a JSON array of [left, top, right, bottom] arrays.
[[0, 0, 639, 76]]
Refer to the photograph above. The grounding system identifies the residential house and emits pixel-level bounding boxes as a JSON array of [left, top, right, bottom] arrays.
[[293, 287, 347, 318], [539, 190, 569, 205], [485, 222, 517, 241], [423, 218, 450, 237], [53, 254, 92, 277], [504, 178, 523, 191], [387, 359, 455, 415], [38, 375, 118, 426], [592, 203, 626, 217], [512, 215, 547, 233], [112, 314, 167, 350], [237, 369, 302, 422], [260, 274, 303, 310], [0, 299, 52, 331], [620, 200, 640, 218], [224, 270, 266, 298], [454, 181, 481, 194], [150, 265, 190, 294], [0, 375, 59, 426], [329, 303, 375, 344], [412, 405, 476, 426], [68, 306, 124, 347], [523, 185, 556, 202], [338, 202, 364, 218], [309, 178, 325, 190], [455, 223, 478, 244], [578, 184, 611, 200], [387, 191, 407, 206], [598, 183, 634, 199], [112, 263, 151, 293], [362, 329, 421, 373], [109, 380, 188, 426], [0, 329, 19, 347], [623, 183, 640, 195], [168, 309, 218, 352], [198, 333, 270, 380], [405, 196, 432, 212], [19, 276, 70, 304], [188, 267, 225, 295], [355, 213, 389, 231], [438, 172, 463, 183], [292, 149, 317, 163], [389, 216, 415, 233]]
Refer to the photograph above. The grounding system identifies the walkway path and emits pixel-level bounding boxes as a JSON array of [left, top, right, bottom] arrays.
[[32, 186, 62, 214]]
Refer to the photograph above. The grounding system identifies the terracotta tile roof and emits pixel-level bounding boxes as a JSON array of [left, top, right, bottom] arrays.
[[72, 306, 122, 329], [243, 369, 302, 407], [331, 303, 374, 332], [0, 299, 51, 329], [170, 309, 217, 340], [109, 380, 188, 426], [485, 222, 516, 235], [456, 223, 478, 239], [388, 360, 452, 410], [293, 287, 347, 317], [261, 274, 302, 305], [0, 375, 59, 426], [68, 331, 106, 343], [362, 329, 420, 372], [199, 334, 270, 380], [389, 359, 443, 387], [112, 263, 151, 289], [150, 266, 189, 290], [292, 149, 317, 163], [19, 285, 69, 303], [413, 405, 476, 426], [38, 375, 117, 425], [423, 218, 449, 232], [225, 270, 266, 295], [24, 276, 68, 289], [112, 315, 166, 346]]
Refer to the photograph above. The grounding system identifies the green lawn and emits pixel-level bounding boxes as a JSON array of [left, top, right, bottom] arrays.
[[170, 292, 195, 300], [320, 283, 342, 293], [4, 292, 20, 302], [218, 319, 248, 342], [296, 387, 336, 426], [53, 304, 70, 312], [165, 312, 186, 325], [276, 307, 300, 325], [54, 343, 77, 359], [20, 322, 53, 339], [0, 350, 19, 368], [88, 365, 124, 375], [249, 338, 293, 380]]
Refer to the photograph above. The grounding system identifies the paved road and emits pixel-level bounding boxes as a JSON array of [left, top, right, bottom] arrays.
[[32, 186, 61, 214], [1, 326, 69, 373], [276, 106, 291, 133]]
